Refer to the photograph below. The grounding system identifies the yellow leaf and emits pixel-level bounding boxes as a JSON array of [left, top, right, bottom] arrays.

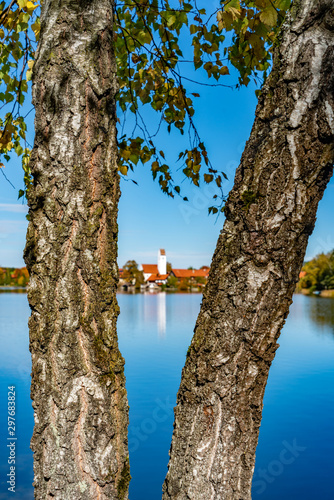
[[119, 165, 128, 176], [31, 21, 40, 40], [17, 0, 28, 8], [26, 1, 37, 13], [121, 148, 131, 160], [27, 59, 34, 69]]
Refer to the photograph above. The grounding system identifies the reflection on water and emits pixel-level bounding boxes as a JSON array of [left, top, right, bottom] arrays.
[[0, 293, 34, 500], [141, 292, 167, 338], [308, 296, 334, 333], [0, 293, 333, 500], [157, 292, 166, 337]]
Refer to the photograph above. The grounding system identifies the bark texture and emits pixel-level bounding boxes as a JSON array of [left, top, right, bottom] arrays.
[[163, 1, 334, 499], [24, 1, 129, 499]]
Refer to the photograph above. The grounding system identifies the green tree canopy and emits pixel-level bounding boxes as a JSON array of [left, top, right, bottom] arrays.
[[122, 259, 145, 287], [299, 251, 334, 291]]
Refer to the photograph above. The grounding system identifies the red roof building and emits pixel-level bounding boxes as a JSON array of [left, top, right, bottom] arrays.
[[147, 273, 169, 284], [142, 264, 159, 275], [171, 269, 209, 279]]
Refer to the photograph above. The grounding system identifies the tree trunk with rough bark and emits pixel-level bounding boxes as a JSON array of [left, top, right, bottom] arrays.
[[163, 1, 334, 499], [24, 1, 129, 499]]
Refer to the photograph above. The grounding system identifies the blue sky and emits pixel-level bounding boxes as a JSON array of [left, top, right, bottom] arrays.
[[0, 4, 333, 269]]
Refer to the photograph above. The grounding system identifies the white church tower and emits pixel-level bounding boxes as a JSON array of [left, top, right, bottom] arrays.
[[158, 249, 167, 275]]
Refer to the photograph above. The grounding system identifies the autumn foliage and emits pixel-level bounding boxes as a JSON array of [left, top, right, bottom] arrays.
[[0, 266, 29, 286]]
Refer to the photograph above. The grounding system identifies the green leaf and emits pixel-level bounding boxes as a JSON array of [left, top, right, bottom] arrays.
[[275, 0, 291, 9], [260, 6, 278, 27], [167, 14, 176, 27], [15, 145, 23, 156], [224, 0, 240, 10]]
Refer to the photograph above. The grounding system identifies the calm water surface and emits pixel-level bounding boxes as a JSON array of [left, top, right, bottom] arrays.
[[0, 293, 333, 499]]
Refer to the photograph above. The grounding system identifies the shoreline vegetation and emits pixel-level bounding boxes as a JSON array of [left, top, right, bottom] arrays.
[[297, 250, 334, 298], [2, 249, 334, 298], [0, 267, 29, 288], [299, 289, 334, 298]]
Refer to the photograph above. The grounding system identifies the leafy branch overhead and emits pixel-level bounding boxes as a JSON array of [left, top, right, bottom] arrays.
[[0, 0, 40, 194], [0, 0, 291, 210]]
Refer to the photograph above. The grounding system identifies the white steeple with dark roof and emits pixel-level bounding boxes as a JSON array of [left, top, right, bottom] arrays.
[[158, 248, 167, 275]]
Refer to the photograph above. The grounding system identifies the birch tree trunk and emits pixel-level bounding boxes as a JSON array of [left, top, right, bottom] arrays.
[[163, 1, 334, 499], [24, 1, 129, 499]]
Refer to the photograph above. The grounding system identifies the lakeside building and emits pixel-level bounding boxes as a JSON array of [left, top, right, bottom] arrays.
[[141, 249, 167, 280], [170, 269, 209, 280], [141, 264, 158, 281], [139, 250, 210, 290], [140, 249, 169, 289], [146, 273, 169, 286]]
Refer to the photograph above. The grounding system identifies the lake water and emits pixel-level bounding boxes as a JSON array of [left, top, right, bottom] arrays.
[[0, 293, 333, 499]]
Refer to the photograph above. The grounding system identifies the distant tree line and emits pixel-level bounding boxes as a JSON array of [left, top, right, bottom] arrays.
[[298, 251, 334, 292], [0, 267, 29, 287], [167, 275, 207, 292], [121, 260, 145, 289]]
